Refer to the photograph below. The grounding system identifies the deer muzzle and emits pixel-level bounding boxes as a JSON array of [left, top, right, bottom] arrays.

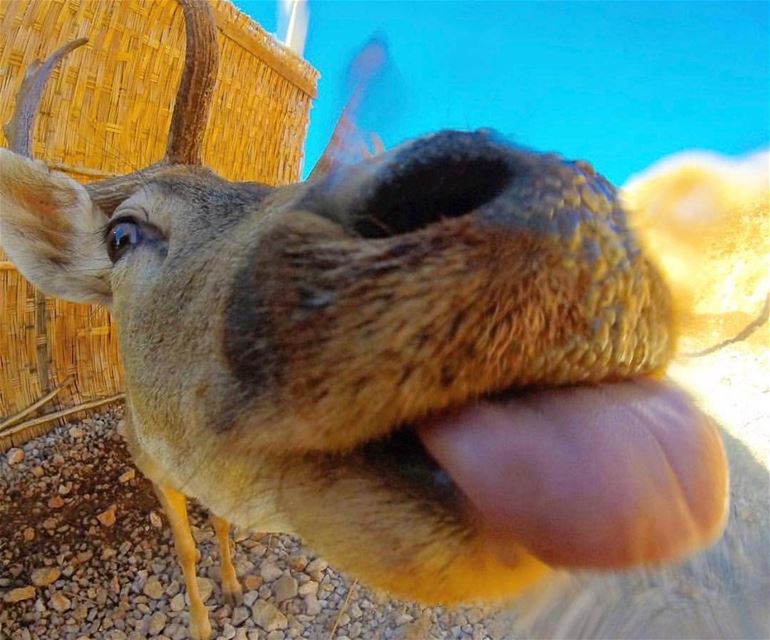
[[217, 129, 727, 577], [225, 129, 672, 437]]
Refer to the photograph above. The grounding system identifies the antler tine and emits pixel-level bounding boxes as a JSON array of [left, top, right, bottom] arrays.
[[85, 0, 220, 214], [3, 38, 88, 159], [165, 0, 220, 164]]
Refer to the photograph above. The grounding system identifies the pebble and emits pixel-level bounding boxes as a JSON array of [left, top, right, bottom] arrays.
[[260, 564, 283, 583], [304, 595, 321, 615], [232, 606, 250, 626], [143, 577, 165, 600], [251, 600, 288, 631], [50, 591, 72, 612], [147, 611, 167, 635], [6, 448, 25, 465], [4, 586, 36, 603], [305, 558, 327, 574], [243, 574, 262, 591], [197, 577, 213, 602], [169, 593, 185, 612], [97, 504, 117, 527], [77, 550, 94, 563], [149, 510, 163, 528], [288, 555, 308, 571], [118, 468, 136, 483], [273, 574, 298, 602], [466, 607, 484, 624], [31, 566, 61, 587]]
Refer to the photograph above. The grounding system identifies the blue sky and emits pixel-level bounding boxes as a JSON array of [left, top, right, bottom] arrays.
[[234, 1, 769, 184]]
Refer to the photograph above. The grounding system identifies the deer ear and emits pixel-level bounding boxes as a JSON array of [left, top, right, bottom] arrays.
[[0, 149, 112, 305]]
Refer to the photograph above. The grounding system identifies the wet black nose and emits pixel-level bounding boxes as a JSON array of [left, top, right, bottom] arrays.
[[308, 130, 521, 238]]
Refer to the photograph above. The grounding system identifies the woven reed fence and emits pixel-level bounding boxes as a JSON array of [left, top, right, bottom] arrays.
[[0, 0, 319, 451]]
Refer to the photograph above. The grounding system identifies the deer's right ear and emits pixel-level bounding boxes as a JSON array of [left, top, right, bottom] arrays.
[[0, 149, 113, 305]]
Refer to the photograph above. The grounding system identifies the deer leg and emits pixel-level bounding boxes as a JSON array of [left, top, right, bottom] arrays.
[[211, 514, 243, 605], [154, 484, 212, 640]]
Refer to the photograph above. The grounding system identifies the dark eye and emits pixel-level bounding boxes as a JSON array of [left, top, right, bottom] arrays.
[[107, 220, 144, 263]]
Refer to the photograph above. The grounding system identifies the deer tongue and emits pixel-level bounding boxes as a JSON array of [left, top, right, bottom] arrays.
[[416, 378, 728, 569]]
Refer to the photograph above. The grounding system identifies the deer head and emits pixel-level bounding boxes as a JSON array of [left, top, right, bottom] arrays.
[[0, 0, 727, 612]]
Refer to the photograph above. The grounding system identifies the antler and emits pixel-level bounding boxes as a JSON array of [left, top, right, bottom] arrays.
[[3, 38, 88, 158], [165, 0, 219, 164], [4, 0, 220, 215], [84, 0, 220, 214]]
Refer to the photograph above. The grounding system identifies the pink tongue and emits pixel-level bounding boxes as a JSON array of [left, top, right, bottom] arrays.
[[416, 378, 728, 569]]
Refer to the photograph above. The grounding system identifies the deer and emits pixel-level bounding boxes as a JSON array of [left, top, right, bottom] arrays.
[[0, 1, 739, 639]]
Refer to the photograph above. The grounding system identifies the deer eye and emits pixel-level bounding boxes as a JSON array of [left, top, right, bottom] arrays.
[[106, 219, 144, 263]]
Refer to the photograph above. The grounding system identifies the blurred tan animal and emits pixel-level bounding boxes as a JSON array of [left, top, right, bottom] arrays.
[[0, 1, 738, 639], [624, 149, 769, 353]]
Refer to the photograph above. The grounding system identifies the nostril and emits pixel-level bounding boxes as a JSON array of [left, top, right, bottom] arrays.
[[347, 132, 515, 238]]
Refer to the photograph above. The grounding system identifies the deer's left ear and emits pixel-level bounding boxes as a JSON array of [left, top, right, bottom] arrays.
[[0, 148, 112, 305]]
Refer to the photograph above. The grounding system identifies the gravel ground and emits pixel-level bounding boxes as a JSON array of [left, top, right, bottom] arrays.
[[0, 408, 508, 640], [1, 343, 766, 640]]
